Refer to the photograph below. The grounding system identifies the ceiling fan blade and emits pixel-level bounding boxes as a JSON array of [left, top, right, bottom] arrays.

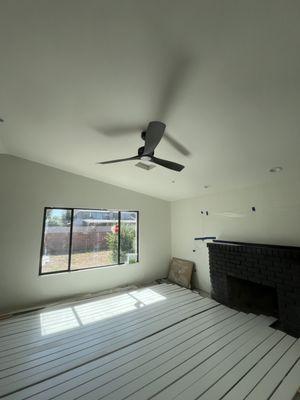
[[164, 133, 191, 156], [94, 124, 191, 157], [94, 124, 143, 137], [98, 155, 140, 165], [143, 121, 166, 155], [158, 56, 191, 120], [151, 156, 185, 172]]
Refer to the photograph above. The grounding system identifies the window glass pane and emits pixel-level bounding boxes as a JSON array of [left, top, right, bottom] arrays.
[[41, 209, 71, 273], [120, 211, 138, 264], [71, 209, 118, 270]]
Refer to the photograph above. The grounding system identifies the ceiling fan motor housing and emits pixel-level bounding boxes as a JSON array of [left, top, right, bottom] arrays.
[[138, 146, 153, 158]]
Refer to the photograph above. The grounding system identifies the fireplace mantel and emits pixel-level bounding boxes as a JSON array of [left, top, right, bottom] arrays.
[[207, 240, 300, 337]]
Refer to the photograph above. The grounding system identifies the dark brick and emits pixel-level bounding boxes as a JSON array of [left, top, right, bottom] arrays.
[[207, 241, 300, 337]]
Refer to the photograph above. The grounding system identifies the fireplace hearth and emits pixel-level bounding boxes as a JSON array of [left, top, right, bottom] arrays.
[[208, 240, 300, 337]]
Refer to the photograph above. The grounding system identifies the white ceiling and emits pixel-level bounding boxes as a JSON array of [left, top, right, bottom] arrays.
[[1, 0, 300, 201]]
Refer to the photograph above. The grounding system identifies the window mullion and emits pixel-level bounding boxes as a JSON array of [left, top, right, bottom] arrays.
[[118, 211, 121, 265], [68, 209, 74, 271]]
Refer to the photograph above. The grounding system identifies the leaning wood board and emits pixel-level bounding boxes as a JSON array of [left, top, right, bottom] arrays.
[[0, 283, 299, 400]]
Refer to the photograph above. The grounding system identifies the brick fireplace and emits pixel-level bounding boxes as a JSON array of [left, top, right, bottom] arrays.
[[208, 240, 300, 337]]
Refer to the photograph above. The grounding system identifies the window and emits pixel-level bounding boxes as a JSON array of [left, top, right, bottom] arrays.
[[40, 208, 139, 274]]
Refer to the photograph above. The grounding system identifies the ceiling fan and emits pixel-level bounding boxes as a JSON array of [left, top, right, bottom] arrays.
[[98, 121, 185, 171], [95, 56, 192, 166]]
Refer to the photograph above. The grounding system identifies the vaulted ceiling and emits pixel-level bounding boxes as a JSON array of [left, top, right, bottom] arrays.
[[1, 0, 300, 200]]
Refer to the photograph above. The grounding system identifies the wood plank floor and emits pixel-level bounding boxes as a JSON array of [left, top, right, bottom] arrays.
[[0, 283, 299, 400]]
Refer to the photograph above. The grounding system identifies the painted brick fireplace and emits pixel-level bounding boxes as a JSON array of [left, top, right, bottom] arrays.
[[208, 240, 300, 337]]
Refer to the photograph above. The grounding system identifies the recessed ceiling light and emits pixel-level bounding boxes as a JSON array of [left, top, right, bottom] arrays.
[[269, 166, 283, 173]]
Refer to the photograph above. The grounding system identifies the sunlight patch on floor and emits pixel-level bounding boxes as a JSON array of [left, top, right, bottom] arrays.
[[40, 288, 166, 335], [40, 308, 80, 335]]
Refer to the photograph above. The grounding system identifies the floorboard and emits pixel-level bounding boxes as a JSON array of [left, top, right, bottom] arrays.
[[0, 283, 299, 400]]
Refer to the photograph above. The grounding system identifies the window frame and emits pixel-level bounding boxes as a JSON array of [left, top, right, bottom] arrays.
[[39, 207, 139, 275]]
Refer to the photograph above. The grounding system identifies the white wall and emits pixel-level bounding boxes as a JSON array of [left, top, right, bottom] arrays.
[[0, 155, 171, 312], [171, 180, 300, 293]]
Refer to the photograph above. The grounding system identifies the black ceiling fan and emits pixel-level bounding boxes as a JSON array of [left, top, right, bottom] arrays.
[[95, 56, 192, 164], [98, 121, 185, 171]]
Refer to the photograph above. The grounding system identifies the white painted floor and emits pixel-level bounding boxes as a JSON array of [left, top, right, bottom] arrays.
[[0, 283, 299, 399]]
